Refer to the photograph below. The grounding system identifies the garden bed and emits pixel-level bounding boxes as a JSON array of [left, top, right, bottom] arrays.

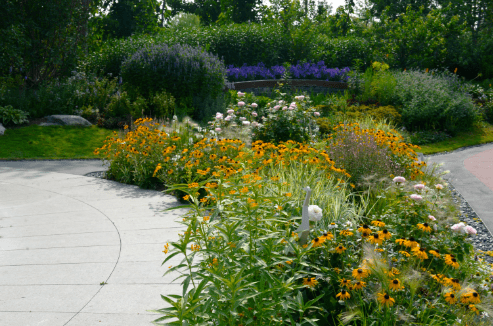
[[222, 79, 348, 96]]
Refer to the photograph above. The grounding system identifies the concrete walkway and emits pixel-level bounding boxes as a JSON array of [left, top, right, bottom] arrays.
[[0, 142, 492, 325], [0, 163, 187, 325]]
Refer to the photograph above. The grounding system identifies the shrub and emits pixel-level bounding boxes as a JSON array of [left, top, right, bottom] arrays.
[[344, 104, 402, 125], [0, 104, 29, 126], [325, 122, 423, 189], [150, 90, 176, 121], [120, 43, 227, 121], [310, 36, 372, 69]]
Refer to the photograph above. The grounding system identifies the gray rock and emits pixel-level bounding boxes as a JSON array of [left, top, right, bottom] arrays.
[[44, 115, 92, 127], [0, 123, 4, 135], [39, 122, 63, 127]]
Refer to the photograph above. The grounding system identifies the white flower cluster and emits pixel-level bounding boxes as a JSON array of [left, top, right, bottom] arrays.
[[451, 222, 477, 235]]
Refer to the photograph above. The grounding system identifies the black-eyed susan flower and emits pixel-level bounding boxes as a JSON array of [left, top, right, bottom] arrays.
[[399, 250, 411, 257], [340, 229, 354, 237], [404, 237, 419, 249], [311, 237, 326, 248], [336, 290, 351, 300], [335, 244, 346, 254], [303, 277, 319, 288], [389, 279, 404, 291], [387, 267, 400, 278], [445, 256, 460, 269], [377, 292, 395, 307], [461, 291, 481, 304], [333, 267, 342, 274], [451, 278, 461, 290], [353, 281, 366, 290], [378, 229, 392, 240], [412, 247, 429, 260], [467, 304, 479, 314], [320, 232, 334, 241], [429, 249, 441, 258], [368, 233, 383, 245], [371, 220, 386, 227], [352, 268, 370, 280], [358, 225, 372, 237], [444, 291, 457, 304], [417, 223, 432, 233], [339, 278, 352, 288], [395, 238, 406, 245]]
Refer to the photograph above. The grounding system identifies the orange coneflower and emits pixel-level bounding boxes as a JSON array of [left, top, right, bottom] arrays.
[[389, 279, 404, 291], [404, 237, 419, 249], [377, 292, 395, 307], [378, 229, 392, 240], [303, 277, 319, 288], [311, 237, 326, 248], [444, 291, 457, 304], [412, 247, 429, 260], [368, 233, 384, 245], [320, 232, 334, 241], [339, 278, 352, 288], [371, 220, 386, 227], [352, 268, 370, 280], [336, 290, 351, 300], [417, 223, 432, 233], [353, 281, 366, 290], [335, 244, 346, 254], [429, 249, 441, 258], [358, 225, 372, 237]]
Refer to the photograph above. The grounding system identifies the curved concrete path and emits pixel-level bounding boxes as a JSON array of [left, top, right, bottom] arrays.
[[1, 142, 493, 325], [424, 142, 493, 235], [0, 163, 188, 325]]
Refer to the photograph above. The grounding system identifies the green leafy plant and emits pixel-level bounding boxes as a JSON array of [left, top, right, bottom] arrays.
[[0, 105, 29, 126]]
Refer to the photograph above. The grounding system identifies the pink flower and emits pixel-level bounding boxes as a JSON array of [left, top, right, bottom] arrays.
[[225, 116, 232, 121], [282, 106, 287, 110], [238, 101, 245, 107], [278, 100, 284, 105], [274, 105, 280, 110], [393, 176, 406, 183], [296, 95, 305, 101], [287, 106, 294, 110], [251, 103, 258, 108], [242, 121, 250, 126], [464, 225, 477, 235], [410, 194, 423, 201], [435, 184, 444, 190], [215, 127, 221, 132], [414, 183, 425, 191], [314, 112, 320, 117], [215, 113, 223, 119], [451, 222, 466, 233], [227, 109, 234, 114], [428, 215, 436, 221], [252, 111, 258, 117], [237, 92, 245, 97]]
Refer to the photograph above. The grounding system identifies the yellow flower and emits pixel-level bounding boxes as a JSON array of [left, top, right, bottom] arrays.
[[388, 267, 400, 278], [162, 243, 169, 254], [378, 229, 392, 240], [340, 229, 353, 236], [389, 279, 404, 291], [399, 250, 411, 257], [467, 304, 479, 314], [450, 278, 461, 290], [404, 237, 419, 248], [333, 267, 341, 274], [461, 291, 480, 304], [339, 278, 352, 288], [183, 195, 190, 201], [352, 281, 366, 290], [203, 216, 210, 222], [371, 220, 385, 227], [188, 182, 199, 189], [285, 193, 292, 197], [320, 232, 334, 241], [286, 260, 293, 265], [412, 247, 429, 260], [352, 268, 370, 280], [311, 237, 326, 248], [444, 291, 457, 304], [377, 292, 395, 307], [336, 290, 351, 300], [358, 225, 372, 237], [429, 249, 441, 258], [335, 244, 346, 254], [303, 277, 319, 288], [417, 223, 432, 232], [445, 256, 460, 269], [367, 233, 383, 245], [191, 244, 200, 251], [395, 238, 406, 245]]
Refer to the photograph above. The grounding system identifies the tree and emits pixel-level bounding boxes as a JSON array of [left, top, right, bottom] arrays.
[[165, 12, 203, 29], [165, 0, 222, 27], [368, 0, 438, 20], [0, 0, 91, 84]]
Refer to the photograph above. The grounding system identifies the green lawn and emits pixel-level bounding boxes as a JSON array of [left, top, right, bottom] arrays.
[[1, 121, 493, 160]]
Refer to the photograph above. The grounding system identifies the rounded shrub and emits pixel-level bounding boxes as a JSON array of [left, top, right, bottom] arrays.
[[344, 105, 402, 125], [120, 43, 227, 120]]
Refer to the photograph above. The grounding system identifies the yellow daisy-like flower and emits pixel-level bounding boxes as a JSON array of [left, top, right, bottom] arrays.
[[388, 267, 400, 277], [389, 279, 404, 291], [444, 291, 457, 304], [461, 291, 481, 304], [371, 220, 386, 227], [336, 290, 351, 301], [417, 223, 432, 232], [412, 247, 429, 260], [399, 250, 411, 257], [352, 268, 370, 280], [335, 244, 346, 254], [451, 278, 461, 290], [358, 225, 372, 237], [445, 256, 460, 269], [303, 277, 319, 288], [378, 229, 392, 240], [352, 281, 366, 290], [333, 267, 342, 274], [404, 237, 419, 248], [467, 304, 479, 315], [340, 229, 354, 236], [311, 237, 326, 248], [367, 233, 384, 245], [183, 195, 190, 201], [339, 278, 352, 288], [429, 249, 441, 258], [395, 238, 406, 245], [320, 232, 334, 241], [377, 292, 395, 307]]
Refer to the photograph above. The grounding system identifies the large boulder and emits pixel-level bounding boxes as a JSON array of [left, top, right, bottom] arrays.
[[0, 123, 5, 135], [44, 115, 92, 127]]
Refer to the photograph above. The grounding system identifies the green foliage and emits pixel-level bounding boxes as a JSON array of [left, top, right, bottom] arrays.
[[150, 90, 176, 120], [165, 12, 203, 30], [120, 43, 227, 120], [403, 129, 452, 145], [0, 0, 90, 84], [311, 35, 372, 69], [315, 115, 343, 137], [0, 105, 29, 126]]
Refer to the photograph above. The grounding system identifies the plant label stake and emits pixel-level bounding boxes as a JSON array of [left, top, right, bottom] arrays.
[[296, 186, 312, 245]]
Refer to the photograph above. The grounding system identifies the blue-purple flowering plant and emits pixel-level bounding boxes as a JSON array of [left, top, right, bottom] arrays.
[[226, 61, 350, 83]]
